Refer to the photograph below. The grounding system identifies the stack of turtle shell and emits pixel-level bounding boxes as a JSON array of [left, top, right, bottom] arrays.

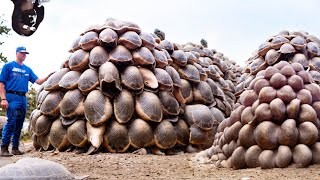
[[196, 60, 320, 169], [236, 30, 320, 97], [28, 18, 236, 155]]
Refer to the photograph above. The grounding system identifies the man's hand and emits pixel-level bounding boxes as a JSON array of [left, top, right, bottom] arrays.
[[1, 100, 8, 110]]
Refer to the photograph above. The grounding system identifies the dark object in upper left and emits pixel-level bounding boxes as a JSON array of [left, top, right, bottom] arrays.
[[11, 0, 45, 36]]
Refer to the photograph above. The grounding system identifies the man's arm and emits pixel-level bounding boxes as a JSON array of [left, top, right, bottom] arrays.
[[0, 82, 8, 110], [34, 71, 54, 85]]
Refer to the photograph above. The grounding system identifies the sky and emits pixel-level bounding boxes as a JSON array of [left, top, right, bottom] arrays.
[[1, 0, 320, 86]]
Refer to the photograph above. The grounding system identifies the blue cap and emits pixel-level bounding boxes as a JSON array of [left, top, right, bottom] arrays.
[[16, 46, 29, 54]]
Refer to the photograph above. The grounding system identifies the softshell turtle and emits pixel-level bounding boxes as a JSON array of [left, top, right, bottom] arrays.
[[103, 120, 130, 153], [173, 119, 190, 146], [136, 91, 163, 122], [193, 81, 214, 104], [165, 65, 181, 88], [290, 36, 307, 50], [114, 89, 134, 124], [68, 49, 90, 71], [128, 118, 154, 148], [89, 46, 109, 69], [84, 90, 113, 126], [78, 68, 99, 94], [79, 31, 98, 51], [44, 68, 70, 91], [0, 158, 76, 180], [159, 40, 174, 53], [118, 31, 142, 50], [98, 28, 118, 49], [58, 70, 81, 90], [69, 35, 81, 53]]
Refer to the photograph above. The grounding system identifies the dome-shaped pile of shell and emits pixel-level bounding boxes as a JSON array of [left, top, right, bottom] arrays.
[[236, 30, 320, 97], [28, 18, 232, 155], [195, 60, 320, 169]]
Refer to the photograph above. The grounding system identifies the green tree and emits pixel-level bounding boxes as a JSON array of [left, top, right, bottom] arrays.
[[0, 15, 11, 63]]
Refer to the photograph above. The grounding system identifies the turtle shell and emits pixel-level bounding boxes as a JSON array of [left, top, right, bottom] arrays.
[[98, 61, 122, 97], [60, 89, 85, 119], [178, 64, 200, 83], [98, 28, 118, 49], [34, 115, 53, 136], [118, 31, 142, 50], [162, 49, 173, 65], [185, 51, 198, 64], [82, 24, 105, 35], [158, 91, 180, 116], [151, 33, 161, 43], [44, 68, 70, 91], [152, 49, 168, 68], [165, 66, 181, 88], [271, 36, 289, 49], [40, 91, 65, 117], [103, 120, 130, 153], [69, 35, 81, 53], [173, 119, 189, 145], [121, 66, 144, 93], [257, 42, 272, 56], [199, 57, 212, 67], [171, 50, 188, 66], [78, 69, 99, 94], [290, 36, 307, 50], [185, 104, 217, 130], [58, 71, 81, 90], [114, 89, 134, 124], [36, 90, 50, 109], [160, 40, 174, 53], [103, 19, 141, 35], [36, 133, 52, 151], [290, 53, 309, 69], [67, 119, 89, 147], [279, 43, 295, 54], [136, 91, 163, 122], [154, 120, 177, 149], [310, 57, 320, 72], [89, 46, 109, 68], [180, 79, 193, 103], [193, 81, 214, 104], [139, 31, 156, 50], [68, 49, 90, 71], [84, 90, 113, 126], [306, 42, 320, 57], [109, 45, 133, 65], [128, 119, 154, 149], [86, 121, 106, 149], [132, 47, 155, 67], [138, 67, 158, 91], [79, 31, 99, 51], [265, 49, 281, 65], [49, 119, 71, 151], [154, 68, 173, 91]]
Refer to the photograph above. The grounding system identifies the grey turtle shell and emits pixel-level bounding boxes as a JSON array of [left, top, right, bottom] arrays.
[[0, 158, 73, 179]]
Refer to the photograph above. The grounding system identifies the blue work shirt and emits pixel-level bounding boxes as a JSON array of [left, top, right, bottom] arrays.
[[0, 61, 38, 93]]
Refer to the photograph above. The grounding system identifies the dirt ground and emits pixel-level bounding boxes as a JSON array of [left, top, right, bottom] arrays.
[[1, 141, 320, 180]]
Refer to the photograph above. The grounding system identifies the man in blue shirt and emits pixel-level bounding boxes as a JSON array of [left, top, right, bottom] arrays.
[[0, 46, 53, 156]]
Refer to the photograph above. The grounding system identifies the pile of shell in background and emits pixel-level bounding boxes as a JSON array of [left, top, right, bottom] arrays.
[[28, 18, 238, 155], [236, 30, 320, 97], [195, 31, 320, 169]]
